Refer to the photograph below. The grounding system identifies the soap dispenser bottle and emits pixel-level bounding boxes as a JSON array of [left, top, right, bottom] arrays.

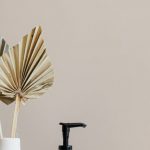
[[59, 122, 87, 150]]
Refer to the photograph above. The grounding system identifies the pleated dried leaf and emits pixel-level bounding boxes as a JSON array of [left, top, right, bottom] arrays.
[[0, 26, 54, 104], [0, 38, 15, 104]]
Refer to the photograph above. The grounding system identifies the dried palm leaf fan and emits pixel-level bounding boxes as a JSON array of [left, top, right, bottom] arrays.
[[0, 26, 54, 138], [0, 37, 15, 104]]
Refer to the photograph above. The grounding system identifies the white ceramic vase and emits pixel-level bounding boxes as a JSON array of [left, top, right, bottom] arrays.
[[0, 138, 20, 150]]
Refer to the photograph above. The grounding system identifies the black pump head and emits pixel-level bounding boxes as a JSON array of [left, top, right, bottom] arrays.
[[59, 122, 87, 150]]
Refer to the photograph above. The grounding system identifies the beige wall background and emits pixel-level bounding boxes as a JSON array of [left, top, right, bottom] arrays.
[[0, 0, 150, 150]]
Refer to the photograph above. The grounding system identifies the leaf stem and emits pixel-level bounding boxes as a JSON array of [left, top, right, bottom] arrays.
[[11, 94, 21, 138]]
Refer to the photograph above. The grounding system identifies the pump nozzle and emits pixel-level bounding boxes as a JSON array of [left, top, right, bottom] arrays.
[[59, 122, 87, 150], [60, 122, 86, 128]]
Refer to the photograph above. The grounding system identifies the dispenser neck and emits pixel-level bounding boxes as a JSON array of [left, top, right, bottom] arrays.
[[62, 126, 70, 147]]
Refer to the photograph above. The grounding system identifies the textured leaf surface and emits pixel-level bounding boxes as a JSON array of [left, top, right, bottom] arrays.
[[0, 27, 54, 104]]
